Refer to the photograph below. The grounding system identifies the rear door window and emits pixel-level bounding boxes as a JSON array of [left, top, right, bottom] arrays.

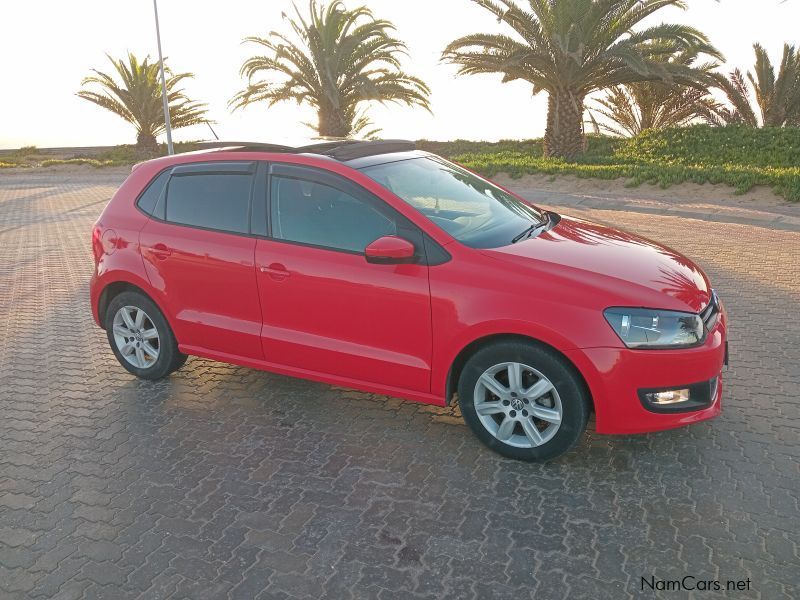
[[164, 162, 255, 235]]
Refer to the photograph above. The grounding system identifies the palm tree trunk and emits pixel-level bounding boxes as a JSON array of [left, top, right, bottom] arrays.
[[544, 91, 585, 159], [136, 132, 159, 157], [318, 106, 352, 138]]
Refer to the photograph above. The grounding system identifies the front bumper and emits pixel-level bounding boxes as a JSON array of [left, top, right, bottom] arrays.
[[564, 313, 727, 435]]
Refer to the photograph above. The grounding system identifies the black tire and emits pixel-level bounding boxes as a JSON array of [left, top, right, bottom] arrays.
[[172, 353, 189, 371], [105, 291, 186, 380], [458, 341, 589, 461]]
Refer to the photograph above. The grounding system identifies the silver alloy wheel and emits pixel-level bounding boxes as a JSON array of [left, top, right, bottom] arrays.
[[111, 305, 160, 369], [473, 362, 562, 448]]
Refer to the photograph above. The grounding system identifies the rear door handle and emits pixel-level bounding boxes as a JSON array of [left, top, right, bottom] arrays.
[[150, 243, 172, 260], [259, 263, 291, 280]]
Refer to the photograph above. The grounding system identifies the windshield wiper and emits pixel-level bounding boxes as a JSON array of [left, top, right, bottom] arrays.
[[511, 213, 550, 244]]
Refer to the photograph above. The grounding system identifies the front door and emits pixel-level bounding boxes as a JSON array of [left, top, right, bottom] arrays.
[[139, 161, 264, 360], [255, 164, 433, 393]]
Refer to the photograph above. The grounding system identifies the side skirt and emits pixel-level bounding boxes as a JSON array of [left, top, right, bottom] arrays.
[[179, 344, 447, 407]]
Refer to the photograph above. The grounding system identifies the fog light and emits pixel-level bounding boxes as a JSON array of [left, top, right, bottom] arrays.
[[639, 380, 716, 413], [645, 388, 691, 405]]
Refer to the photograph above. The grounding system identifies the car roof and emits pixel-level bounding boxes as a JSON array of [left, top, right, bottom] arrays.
[[131, 140, 431, 178], [195, 139, 419, 164]]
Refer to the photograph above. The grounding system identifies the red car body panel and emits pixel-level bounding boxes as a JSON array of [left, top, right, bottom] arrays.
[[254, 238, 433, 393], [139, 218, 264, 360], [90, 149, 727, 434], [90, 184, 152, 328], [485, 215, 712, 313]]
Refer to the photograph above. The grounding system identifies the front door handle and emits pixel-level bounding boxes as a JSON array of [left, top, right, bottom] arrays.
[[259, 263, 291, 280], [150, 243, 172, 260]]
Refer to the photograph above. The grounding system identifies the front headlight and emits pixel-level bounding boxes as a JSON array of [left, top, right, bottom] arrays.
[[604, 307, 704, 349]]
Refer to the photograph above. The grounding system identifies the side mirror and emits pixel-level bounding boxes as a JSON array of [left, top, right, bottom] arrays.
[[365, 236, 416, 264]]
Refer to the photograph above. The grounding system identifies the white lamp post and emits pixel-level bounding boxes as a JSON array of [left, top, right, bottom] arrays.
[[152, 0, 174, 154]]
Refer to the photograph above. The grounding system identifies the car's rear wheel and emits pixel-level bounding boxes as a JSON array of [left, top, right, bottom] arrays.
[[458, 341, 589, 461], [105, 291, 186, 380]]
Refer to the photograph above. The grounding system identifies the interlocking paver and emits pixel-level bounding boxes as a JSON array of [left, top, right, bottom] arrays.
[[1, 169, 799, 599]]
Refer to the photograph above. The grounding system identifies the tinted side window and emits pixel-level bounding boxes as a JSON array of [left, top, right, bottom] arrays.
[[271, 176, 397, 252], [136, 170, 170, 216], [166, 173, 253, 234]]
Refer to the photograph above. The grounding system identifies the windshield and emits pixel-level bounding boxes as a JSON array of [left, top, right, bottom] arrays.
[[360, 156, 546, 249]]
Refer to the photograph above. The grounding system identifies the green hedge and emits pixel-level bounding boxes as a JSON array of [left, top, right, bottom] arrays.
[[89, 141, 204, 164], [6, 127, 798, 201], [419, 134, 621, 161], [616, 125, 800, 168], [428, 126, 800, 202]]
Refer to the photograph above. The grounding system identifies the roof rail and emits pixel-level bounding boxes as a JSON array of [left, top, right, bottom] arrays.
[[320, 140, 416, 161], [295, 140, 360, 154], [195, 139, 416, 161], [195, 141, 295, 153]]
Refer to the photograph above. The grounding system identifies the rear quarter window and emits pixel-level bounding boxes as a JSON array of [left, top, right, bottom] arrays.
[[135, 170, 170, 216]]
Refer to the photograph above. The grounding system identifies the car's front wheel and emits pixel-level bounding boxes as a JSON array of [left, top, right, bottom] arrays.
[[105, 291, 186, 380], [458, 341, 589, 461]]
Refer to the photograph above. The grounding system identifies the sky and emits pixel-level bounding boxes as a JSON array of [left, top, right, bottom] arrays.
[[1, 0, 799, 149]]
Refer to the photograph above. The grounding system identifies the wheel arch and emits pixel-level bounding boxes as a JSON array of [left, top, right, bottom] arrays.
[[444, 333, 594, 411], [97, 280, 168, 331]]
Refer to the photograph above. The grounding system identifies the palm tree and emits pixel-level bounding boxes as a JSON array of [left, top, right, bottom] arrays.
[[711, 69, 759, 126], [442, 0, 722, 159], [713, 43, 800, 127], [592, 50, 723, 136], [77, 53, 209, 155], [231, 0, 431, 138]]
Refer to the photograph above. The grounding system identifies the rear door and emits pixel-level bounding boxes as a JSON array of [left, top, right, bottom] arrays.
[[254, 163, 433, 393], [139, 161, 265, 360]]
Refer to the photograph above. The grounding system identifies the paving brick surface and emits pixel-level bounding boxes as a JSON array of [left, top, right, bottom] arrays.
[[1, 170, 798, 599]]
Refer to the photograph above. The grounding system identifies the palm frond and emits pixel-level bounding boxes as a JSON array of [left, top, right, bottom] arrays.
[[443, 0, 720, 97], [591, 46, 725, 136], [232, 0, 430, 137], [77, 52, 209, 143], [713, 43, 800, 127], [443, 0, 724, 157]]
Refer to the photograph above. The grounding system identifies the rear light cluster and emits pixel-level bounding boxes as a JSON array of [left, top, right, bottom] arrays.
[[91, 225, 103, 263]]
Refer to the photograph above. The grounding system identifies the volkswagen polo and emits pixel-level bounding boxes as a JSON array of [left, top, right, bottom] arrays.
[[90, 140, 727, 461]]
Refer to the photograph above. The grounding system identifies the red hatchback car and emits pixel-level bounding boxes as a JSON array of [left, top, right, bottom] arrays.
[[90, 140, 727, 461]]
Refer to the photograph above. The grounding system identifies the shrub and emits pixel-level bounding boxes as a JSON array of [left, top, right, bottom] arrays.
[[91, 141, 205, 163], [423, 135, 621, 161], [41, 158, 115, 168], [17, 145, 39, 157], [437, 126, 800, 202], [9, 127, 799, 201], [615, 125, 800, 168]]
